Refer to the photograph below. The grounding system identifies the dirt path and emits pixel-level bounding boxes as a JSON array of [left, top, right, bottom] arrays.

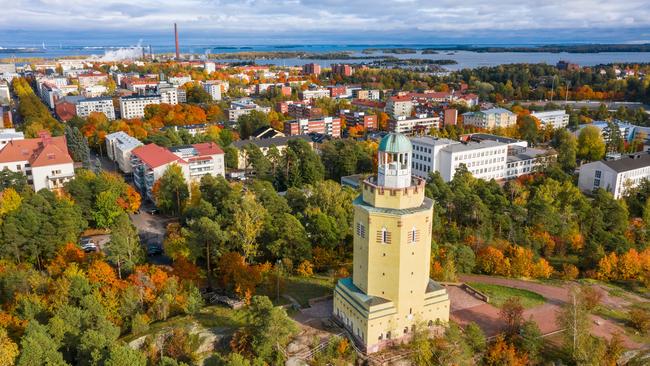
[[453, 275, 645, 349]]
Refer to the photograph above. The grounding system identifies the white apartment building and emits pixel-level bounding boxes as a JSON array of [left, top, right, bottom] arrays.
[[159, 87, 179, 105], [119, 95, 161, 119], [0, 132, 75, 191], [299, 88, 330, 100], [169, 142, 225, 182], [578, 153, 650, 199], [131, 144, 189, 202], [410, 136, 508, 182], [105, 131, 143, 173], [82, 85, 108, 98], [76, 97, 116, 120], [531, 110, 569, 129], [204, 62, 216, 74], [167, 76, 192, 87], [386, 96, 414, 118], [228, 98, 271, 123], [462, 108, 517, 129], [389, 114, 441, 135], [202, 81, 223, 101], [0, 82, 10, 106]]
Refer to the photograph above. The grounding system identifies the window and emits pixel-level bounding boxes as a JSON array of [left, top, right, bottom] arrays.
[[356, 222, 366, 238], [377, 227, 391, 244], [16, 165, 21, 171], [408, 226, 420, 243], [594, 178, 601, 187], [595, 170, 602, 178]]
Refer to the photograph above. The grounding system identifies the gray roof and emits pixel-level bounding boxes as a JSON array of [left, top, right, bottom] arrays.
[[507, 147, 554, 162], [232, 135, 311, 149], [441, 139, 505, 153], [410, 136, 457, 147], [601, 153, 650, 173], [468, 133, 522, 144], [353, 195, 433, 215]]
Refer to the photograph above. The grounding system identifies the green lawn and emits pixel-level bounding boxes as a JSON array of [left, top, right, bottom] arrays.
[[468, 283, 546, 309], [283, 275, 335, 307]]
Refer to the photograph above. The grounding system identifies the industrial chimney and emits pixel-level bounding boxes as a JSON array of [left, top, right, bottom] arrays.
[[174, 23, 180, 60]]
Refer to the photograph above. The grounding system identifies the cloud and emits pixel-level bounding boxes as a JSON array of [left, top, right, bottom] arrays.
[[1, 0, 650, 42]]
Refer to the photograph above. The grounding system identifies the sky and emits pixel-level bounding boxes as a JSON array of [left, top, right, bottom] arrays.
[[2, 0, 650, 45]]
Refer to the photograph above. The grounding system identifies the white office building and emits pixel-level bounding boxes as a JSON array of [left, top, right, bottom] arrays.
[[169, 142, 225, 182], [410, 136, 508, 182], [159, 87, 179, 105], [105, 131, 143, 173], [531, 110, 569, 129], [578, 153, 650, 199], [119, 95, 161, 119], [76, 97, 116, 120]]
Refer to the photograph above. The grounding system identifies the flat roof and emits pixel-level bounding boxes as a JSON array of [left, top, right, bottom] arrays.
[[441, 139, 506, 153], [601, 153, 650, 173]]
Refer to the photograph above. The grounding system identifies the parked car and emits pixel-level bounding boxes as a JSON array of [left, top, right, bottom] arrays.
[[148, 208, 159, 215], [80, 237, 97, 253]]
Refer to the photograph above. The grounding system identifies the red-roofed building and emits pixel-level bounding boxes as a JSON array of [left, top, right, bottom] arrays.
[[131, 144, 188, 201], [131, 142, 225, 202], [351, 99, 386, 111], [0, 131, 74, 191], [55, 100, 78, 122]]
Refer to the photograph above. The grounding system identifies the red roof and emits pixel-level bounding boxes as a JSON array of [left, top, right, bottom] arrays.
[[132, 144, 186, 169], [388, 95, 411, 102], [0, 133, 72, 167], [193, 142, 224, 156]]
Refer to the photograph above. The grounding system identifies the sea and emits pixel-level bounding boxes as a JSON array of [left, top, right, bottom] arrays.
[[1, 34, 649, 70]]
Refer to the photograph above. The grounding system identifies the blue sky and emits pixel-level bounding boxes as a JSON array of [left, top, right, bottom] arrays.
[[2, 0, 650, 45]]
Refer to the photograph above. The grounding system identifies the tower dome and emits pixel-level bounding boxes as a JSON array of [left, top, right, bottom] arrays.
[[379, 133, 412, 154], [377, 133, 412, 188]]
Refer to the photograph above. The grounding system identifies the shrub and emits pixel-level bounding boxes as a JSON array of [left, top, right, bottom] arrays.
[[561, 264, 579, 280], [295, 260, 314, 277], [629, 308, 650, 334], [131, 313, 150, 335]]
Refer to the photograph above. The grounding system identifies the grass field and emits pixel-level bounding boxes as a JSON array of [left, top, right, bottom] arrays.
[[283, 275, 335, 307], [468, 283, 546, 309]]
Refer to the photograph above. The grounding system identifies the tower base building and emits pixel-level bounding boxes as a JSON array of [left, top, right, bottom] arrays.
[[333, 133, 450, 353]]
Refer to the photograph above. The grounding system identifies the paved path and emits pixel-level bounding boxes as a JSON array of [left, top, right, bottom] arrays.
[[452, 275, 645, 349]]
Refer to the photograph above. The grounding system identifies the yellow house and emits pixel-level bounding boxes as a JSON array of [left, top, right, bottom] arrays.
[[333, 133, 450, 353]]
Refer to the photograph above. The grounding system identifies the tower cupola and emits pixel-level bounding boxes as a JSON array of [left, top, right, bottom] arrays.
[[377, 133, 412, 189]]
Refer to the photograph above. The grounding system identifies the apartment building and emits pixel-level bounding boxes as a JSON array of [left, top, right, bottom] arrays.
[[302, 63, 321, 75], [76, 97, 116, 120], [0, 132, 75, 191], [228, 99, 271, 123], [0, 82, 10, 106], [531, 110, 569, 129], [232, 135, 313, 170], [462, 108, 517, 129], [131, 144, 189, 201], [169, 142, 225, 182], [202, 80, 223, 101], [578, 153, 650, 199], [299, 88, 330, 100], [284, 117, 341, 138], [353, 89, 380, 100], [0, 128, 24, 148], [167, 76, 192, 87], [105, 131, 143, 173], [328, 85, 348, 98], [331, 63, 353, 77], [77, 72, 108, 88], [389, 114, 440, 135], [159, 87, 179, 105], [386, 95, 414, 118], [288, 103, 323, 119], [119, 95, 161, 119], [341, 110, 376, 130]]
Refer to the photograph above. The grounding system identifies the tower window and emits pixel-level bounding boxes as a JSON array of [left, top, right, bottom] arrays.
[[377, 227, 391, 244], [408, 226, 420, 243], [356, 222, 366, 238]]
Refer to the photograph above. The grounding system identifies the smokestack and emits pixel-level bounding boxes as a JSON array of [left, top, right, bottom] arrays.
[[174, 23, 180, 60]]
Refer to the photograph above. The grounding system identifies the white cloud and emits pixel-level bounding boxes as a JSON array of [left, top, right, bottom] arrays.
[[1, 0, 649, 36]]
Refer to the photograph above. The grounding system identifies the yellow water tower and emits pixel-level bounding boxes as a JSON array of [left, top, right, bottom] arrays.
[[333, 133, 450, 353]]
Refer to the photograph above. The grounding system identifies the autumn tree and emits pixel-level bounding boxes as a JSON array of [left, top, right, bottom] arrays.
[[154, 164, 189, 216], [106, 213, 144, 279], [577, 125, 606, 162]]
